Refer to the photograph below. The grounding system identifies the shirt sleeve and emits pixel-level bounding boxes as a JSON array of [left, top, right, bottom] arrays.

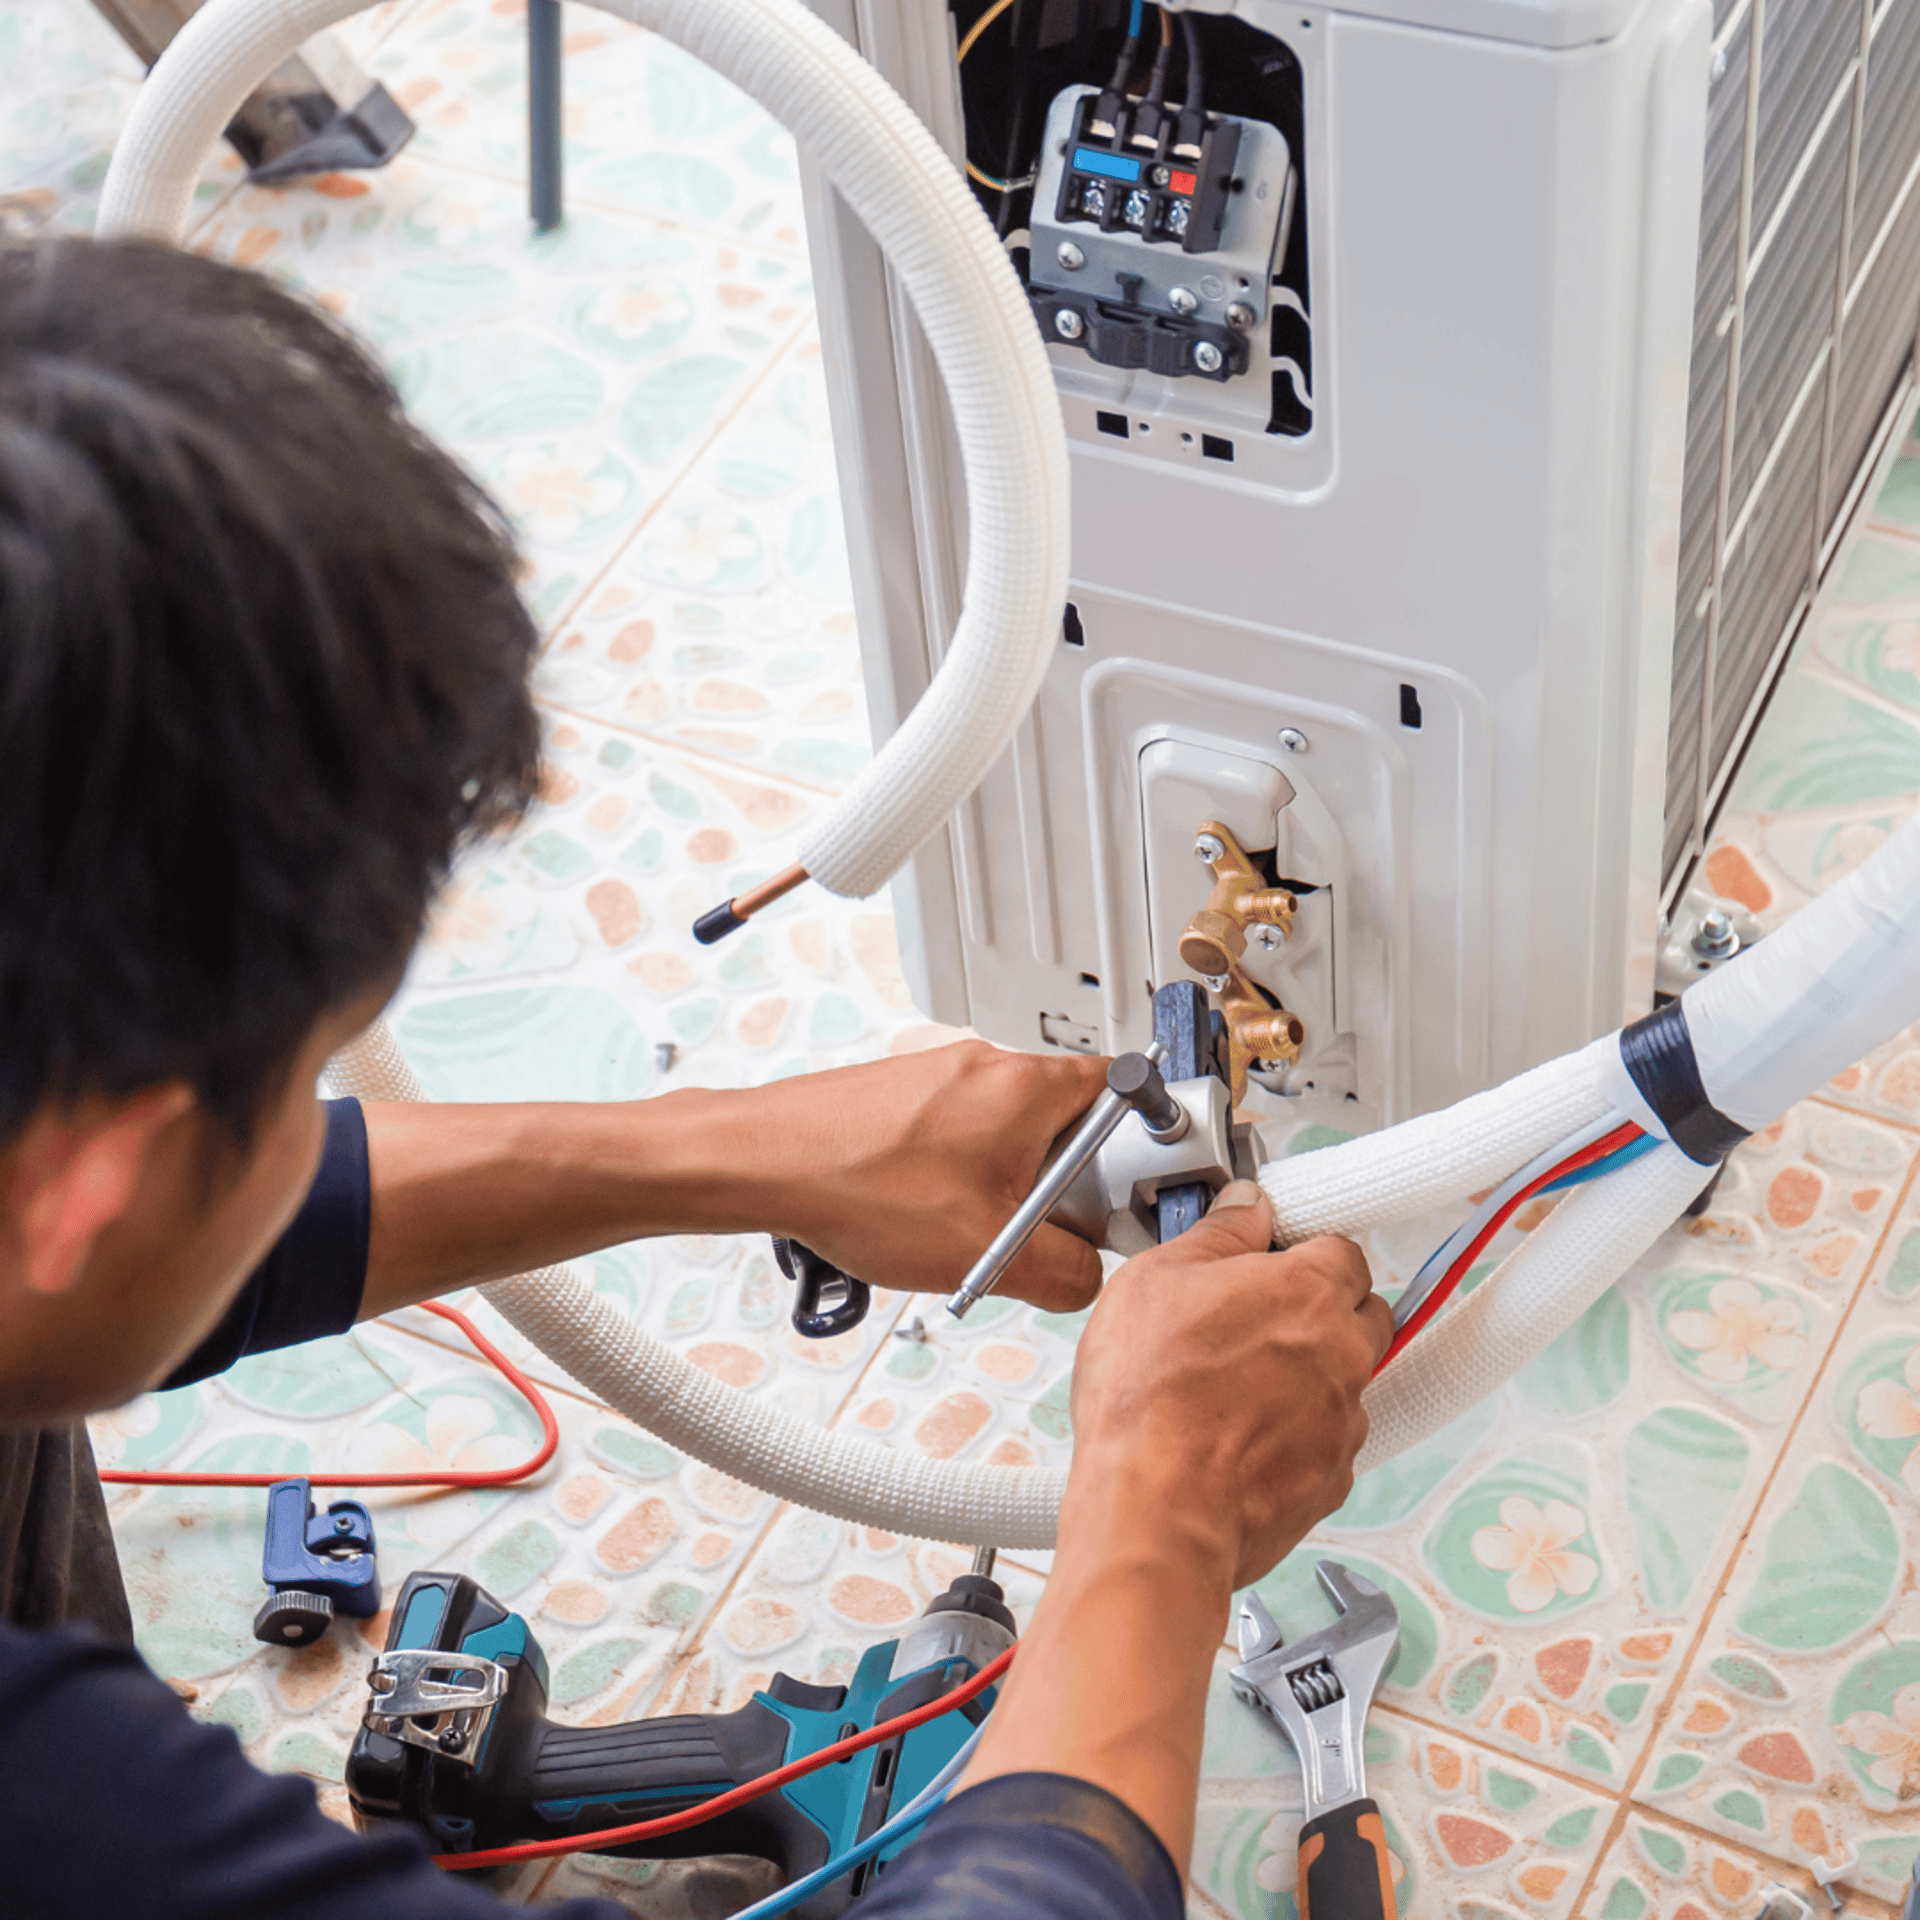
[[857, 1773, 1185, 1920], [161, 1099, 373, 1389], [0, 1622, 631, 1920]]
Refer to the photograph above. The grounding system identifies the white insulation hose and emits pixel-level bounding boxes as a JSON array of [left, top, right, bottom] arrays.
[[327, 1024, 1075, 1547], [96, 0, 1070, 903], [98, 0, 1920, 1545]]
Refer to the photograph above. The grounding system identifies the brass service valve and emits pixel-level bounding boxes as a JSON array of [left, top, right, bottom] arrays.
[[1179, 822, 1306, 1101], [1179, 822, 1297, 976]]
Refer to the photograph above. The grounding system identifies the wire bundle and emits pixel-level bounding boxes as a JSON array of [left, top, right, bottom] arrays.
[[961, 0, 1206, 192], [1376, 1117, 1648, 1372]]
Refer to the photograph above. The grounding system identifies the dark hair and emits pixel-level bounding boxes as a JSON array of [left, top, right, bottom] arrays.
[[0, 238, 541, 1145]]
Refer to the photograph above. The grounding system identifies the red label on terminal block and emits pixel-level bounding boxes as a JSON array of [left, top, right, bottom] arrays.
[[1169, 170, 1197, 195]]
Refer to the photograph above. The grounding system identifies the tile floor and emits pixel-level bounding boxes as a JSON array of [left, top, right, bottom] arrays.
[[8, 2, 1920, 1914]]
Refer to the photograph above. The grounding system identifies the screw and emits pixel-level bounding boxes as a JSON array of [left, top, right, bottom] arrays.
[[892, 1315, 930, 1345], [655, 1041, 677, 1073], [1054, 308, 1085, 341], [1193, 340, 1224, 373], [1692, 909, 1739, 961], [1193, 832, 1225, 863], [1168, 285, 1198, 315], [1056, 240, 1085, 271], [1226, 300, 1257, 331], [1278, 727, 1308, 753], [1150, 163, 1171, 186], [335, 1514, 354, 1533], [1252, 923, 1283, 951], [438, 1725, 465, 1753]]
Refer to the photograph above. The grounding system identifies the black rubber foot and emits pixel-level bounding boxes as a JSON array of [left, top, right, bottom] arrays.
[[693, 902, 747, 945], [235, 83, 415, 183]]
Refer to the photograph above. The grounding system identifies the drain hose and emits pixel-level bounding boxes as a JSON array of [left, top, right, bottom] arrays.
[[96, 0, 1070, 903], [98, 0, 1920, 1545]]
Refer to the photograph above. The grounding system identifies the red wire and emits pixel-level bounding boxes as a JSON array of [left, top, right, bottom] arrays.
[[436, 1643, 1017, 1869], [100, 1301, 560, 1489], [1372, 1122, 1645, 1376]]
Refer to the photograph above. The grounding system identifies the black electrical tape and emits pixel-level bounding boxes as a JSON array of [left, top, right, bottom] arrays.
[[1618, 1000, 1749, 1166]]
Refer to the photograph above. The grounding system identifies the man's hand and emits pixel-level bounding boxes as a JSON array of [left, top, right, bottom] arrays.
[[738, 1040, 1109, 1312], [358, 1039, 1107, 1320], [955, 1181, 1389, 1876], [1067, 1179, 1390, 1586]]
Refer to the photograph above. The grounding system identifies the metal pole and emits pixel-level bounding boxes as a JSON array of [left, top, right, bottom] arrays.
[[528, 0, 563, 233]]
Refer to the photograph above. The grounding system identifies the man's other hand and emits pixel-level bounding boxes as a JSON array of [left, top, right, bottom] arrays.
[[751, 1040, 1108, 1313], [1067, 1182, 1390, 1588]]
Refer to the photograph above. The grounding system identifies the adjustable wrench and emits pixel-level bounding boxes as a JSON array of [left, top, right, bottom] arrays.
[[1230, 1560, 1401, 1920]]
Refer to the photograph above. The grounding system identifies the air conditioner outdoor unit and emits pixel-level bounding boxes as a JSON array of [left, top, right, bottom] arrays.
[[798, 0, 1920, 1132]]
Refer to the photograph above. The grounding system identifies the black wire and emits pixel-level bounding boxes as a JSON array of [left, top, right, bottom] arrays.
[[995, 0, 1043, 237], [1142, 24, 1175, 108], [1108, 26, 1141, 93], [1180, 9, 1204, 114]]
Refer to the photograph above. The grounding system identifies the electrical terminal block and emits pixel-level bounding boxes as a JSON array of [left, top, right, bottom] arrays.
[[1028, 83, 1294, 383], [1055, 88, 1241, 254]]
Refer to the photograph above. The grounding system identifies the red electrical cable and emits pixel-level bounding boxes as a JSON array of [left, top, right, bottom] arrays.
[[435, 1642, 1017, 1870], [1372, 1122, 1645, 1376], [100, 1301, 560, 1489]]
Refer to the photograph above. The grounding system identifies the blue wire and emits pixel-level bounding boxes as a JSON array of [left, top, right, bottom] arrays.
[[1127, 0, 1143, 37], [1537, 1132, 1658, 1193], [723, 1722, 986, 1920]]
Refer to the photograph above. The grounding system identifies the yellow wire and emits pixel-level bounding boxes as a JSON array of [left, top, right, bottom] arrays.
[[956, 0, 1019, 64]]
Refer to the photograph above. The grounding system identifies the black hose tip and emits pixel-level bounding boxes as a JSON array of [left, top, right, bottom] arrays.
[[693, 901, 747, 945]]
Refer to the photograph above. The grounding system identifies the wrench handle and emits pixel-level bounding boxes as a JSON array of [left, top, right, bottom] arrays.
[[1298, 1799, 1396, 1920]]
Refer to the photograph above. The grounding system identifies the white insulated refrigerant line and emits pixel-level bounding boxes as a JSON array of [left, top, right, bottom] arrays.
[[100, 0, 1920, 1548]]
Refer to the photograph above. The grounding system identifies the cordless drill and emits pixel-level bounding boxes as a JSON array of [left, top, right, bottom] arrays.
[[345, 1558, 1015, 1917]]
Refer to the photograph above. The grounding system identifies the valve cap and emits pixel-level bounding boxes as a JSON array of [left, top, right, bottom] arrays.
[[253, 1589, 335, 1647]]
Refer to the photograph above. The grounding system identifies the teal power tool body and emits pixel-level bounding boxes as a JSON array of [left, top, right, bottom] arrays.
[[345, 1558, 1014, 1916]]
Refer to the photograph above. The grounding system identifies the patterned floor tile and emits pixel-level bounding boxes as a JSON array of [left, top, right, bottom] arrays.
[[190, 155, 812, 621], [392, 702, 935, 1085], [537, 330, 871, 793], [364, 1, 809, 254], [1573, 1810, 1898, 1920], [0, 1, 243, 239], [1637, 1200, 1920, 1905]]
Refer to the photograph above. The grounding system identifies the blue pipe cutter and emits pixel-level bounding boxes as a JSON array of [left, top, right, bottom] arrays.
[[253, 1477, 381, 1648]]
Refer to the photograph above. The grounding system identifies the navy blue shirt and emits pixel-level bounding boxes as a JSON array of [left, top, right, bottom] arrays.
[[1, 1100, 1182, 1919], [161, 1097, 374, 1389]]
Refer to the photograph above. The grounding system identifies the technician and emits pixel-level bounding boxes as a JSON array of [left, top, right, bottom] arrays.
[[0, 237, 1389, 1919]]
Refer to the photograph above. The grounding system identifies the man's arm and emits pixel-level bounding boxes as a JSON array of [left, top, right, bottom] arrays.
[[948, 1182, 1389, 1869], [356, 1040, 1109, 1317]]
